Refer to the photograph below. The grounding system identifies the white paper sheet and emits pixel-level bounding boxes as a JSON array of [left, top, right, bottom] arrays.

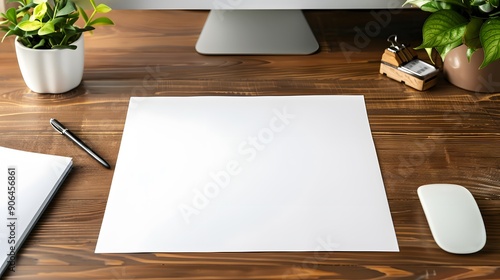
[[0, 147, 72, 275], [96, 95, 399, 253]]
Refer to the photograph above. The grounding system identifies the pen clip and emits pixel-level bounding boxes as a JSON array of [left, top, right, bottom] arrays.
[[50, 118, 67, 134]]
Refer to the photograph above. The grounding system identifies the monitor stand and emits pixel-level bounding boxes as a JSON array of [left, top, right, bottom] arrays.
[[195, 10, 319, 55]]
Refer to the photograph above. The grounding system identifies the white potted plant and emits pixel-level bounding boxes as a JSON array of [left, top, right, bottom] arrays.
[[0, 0, 113, 94], [405, 0, 500, 93]]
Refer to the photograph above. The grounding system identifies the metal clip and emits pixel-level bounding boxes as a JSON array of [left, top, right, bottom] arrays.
[[387, 34, 401, 51], [387, 34, 416, 62]]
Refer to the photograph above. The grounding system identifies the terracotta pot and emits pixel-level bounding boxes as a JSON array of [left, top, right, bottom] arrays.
[[15, 35, 84, 94], [443, 45, 500, 93]]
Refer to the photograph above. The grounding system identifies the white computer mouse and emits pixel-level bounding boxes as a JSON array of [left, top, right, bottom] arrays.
[[417, 183, 486, 254]]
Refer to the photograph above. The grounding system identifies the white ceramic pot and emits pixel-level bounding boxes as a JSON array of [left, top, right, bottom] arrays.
[[443, 44, 500, 93], [15, 35, 84, 94]]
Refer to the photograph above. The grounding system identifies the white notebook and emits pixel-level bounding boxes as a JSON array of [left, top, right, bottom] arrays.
[[0, 146, 72, 275], [96, 96, 399, 253]]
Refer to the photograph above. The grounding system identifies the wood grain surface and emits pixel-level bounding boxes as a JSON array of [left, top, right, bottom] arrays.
[[0, 9, 499, 279]]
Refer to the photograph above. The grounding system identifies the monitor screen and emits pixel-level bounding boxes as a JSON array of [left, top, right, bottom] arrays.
[[97, 0, 406, 10], [90, 0, 408, 55]]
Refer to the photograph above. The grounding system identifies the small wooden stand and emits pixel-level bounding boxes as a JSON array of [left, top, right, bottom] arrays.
[[379, 36, 439, 91]]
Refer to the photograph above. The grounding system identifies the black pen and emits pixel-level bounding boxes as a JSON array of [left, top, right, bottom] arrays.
[[50, 118, 111, 169]]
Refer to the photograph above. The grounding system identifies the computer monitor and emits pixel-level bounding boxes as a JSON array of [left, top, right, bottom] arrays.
[[95, 0, 407, 55]]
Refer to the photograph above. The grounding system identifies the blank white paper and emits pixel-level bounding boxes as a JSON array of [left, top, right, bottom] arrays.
[[96, 95, 399, 253]]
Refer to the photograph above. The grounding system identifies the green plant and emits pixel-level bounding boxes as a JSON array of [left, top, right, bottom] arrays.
[[405, 0, 500, 68], [0, 0, 113, 49]]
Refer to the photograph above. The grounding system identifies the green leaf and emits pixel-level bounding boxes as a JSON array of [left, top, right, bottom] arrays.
[[479, 18, 500, 68], [403, 0, 433, 8], [463, 17, 483, 49], [435, 38, 462, 60], [17, 20, 43, 31], [466, 47, 476, 62], [51, 17, 65, 26], [16, 2, 37, 13], [68, 16, 79, 26], [88, 16, 114, 26], [78, 6, 89, 22], [38, 20, 55, 35], [32, 1, 47, 21], [479, 3, 494, 12], [52, 44, 77, 50], [424, 47, 435, 63], [64, 25, 77, 32], [45, 2, 54, 18], [95, 3, 112, 13], [421, 1, 453, 12], [406, 0, 467, 11], [440, 0, 467, 6], [76, 26, 95, 32], [17, 37, 32, 48], [416, 10, 468, 49], [21, 12, 29, 22], [48, 37, 56, 47], [55, 0, 77, 17], [1, 29, 17, 43], [470, 0, 487, 6], [32, 38, 46, 49], [2, 8, 18, 24]]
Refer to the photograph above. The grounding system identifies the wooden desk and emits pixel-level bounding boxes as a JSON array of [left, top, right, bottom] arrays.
[[1, 9, 499, 279]]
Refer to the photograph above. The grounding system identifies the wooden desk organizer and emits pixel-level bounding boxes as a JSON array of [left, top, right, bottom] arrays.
[[379, 36, 439, 91]]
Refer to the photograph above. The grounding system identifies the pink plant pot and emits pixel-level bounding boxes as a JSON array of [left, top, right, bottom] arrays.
[[443, 44, 500, 93]]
